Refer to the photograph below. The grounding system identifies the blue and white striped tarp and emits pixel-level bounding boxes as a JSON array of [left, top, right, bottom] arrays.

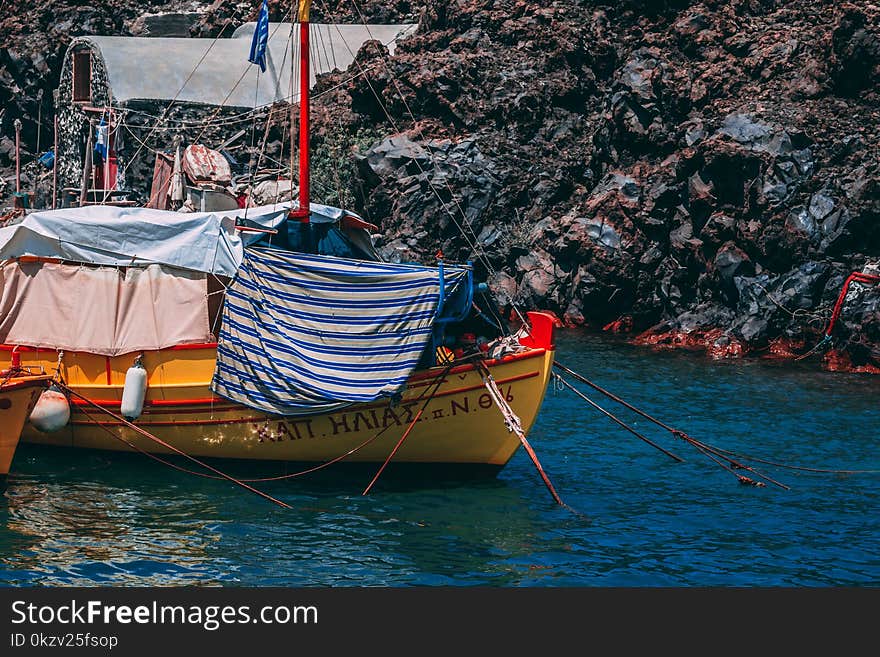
[[210, 248, 469, 415]]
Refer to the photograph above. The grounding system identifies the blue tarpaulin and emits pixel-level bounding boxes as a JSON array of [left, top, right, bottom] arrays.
[[210, 247, 468, 415]]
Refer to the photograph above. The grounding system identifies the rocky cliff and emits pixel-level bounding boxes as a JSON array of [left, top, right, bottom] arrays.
[[1, 0, 878, 371]]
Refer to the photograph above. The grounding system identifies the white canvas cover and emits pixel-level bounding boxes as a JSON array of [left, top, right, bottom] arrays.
[[0, 203, 365, 276], [0, 260, 213, 356], [0, 204, 287, 276]]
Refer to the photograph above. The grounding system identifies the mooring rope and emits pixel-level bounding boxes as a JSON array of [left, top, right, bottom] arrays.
[[553, 368, 785, 487], [362, 360, 460, 495], [794, 334, 833, 361], [361, 407, 425, 496], [553, 360, 879, 485], [476, 362, 586, 519], [56, 382, 291, 509], [707, 445, 880, 475], [66, 358, 463, 486], [673, 431, 789, 489], [551, 372, 684, 463]]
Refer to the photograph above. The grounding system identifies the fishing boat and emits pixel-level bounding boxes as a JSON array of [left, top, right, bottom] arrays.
[[0, 0, 557, 474], [0, 210, 555, 468], [0, 313, 553, 468], [0, 372, 51, 482]]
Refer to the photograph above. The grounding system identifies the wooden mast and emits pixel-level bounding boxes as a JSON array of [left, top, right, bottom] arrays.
[[290, 0, 311, 232]]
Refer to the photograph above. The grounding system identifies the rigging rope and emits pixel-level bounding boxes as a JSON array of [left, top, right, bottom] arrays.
[[191, 12, 294, 148], [67, 359, 464, 484], [315, 0, 533, 331], [551, 372, 684, 462], [110, 18, 240, 198]]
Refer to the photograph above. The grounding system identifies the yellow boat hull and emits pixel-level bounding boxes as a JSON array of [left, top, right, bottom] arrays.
[[0, 375, 51, 477], [1, 314, 557, 467]]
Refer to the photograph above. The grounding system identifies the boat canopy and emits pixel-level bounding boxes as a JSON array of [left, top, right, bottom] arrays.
[[74, 24, 417, 108], [211, 248, 470, 415], [0, 260, 213, 356], [0, 203, 368, 276]]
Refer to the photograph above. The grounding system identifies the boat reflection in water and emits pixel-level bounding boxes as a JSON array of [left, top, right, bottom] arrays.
[[1, 451, 230, 586], [1, 445, 545, 586], [0, 374, 50, 487]]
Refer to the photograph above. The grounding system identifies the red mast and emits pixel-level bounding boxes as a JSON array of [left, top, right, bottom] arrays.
[[290, 0, 311, 225]]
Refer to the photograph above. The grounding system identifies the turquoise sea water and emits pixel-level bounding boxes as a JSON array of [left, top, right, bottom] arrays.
[[1, 331, 878, 586]]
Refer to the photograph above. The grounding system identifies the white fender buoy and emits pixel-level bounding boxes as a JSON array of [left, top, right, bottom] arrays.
[[120, 357, 148, 421], [29, 384, 71, 433]]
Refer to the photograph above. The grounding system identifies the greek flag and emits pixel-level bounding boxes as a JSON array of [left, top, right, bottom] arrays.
[[248, 0, 270, 73], [211, 248, 468, 415], [94, 117, 108, 162]]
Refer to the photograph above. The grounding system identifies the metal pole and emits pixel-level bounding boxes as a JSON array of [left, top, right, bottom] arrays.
[[13, 118, 21, 193], [290, 0, 310, 223], [79, 122, 94, 207], [35, 90, 42, 164], [103, 115, 111, 198], [52, 114, 58, 209], [298, 14, 310, 217]]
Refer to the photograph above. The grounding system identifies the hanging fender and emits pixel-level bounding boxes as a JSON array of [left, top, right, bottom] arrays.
[[120, 355, 148, 421], [29, 384, 71, 433]]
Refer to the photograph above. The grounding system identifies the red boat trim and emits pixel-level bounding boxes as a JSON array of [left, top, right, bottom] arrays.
[[71, 416, 266, 428], [164, 343, 218, 351], [408, 348, 547, 383], [71, 399, 122, 408], [59, 350, 548, 412], [70, 403, 243, 416], [0, 344, 548, 364], [67, 371, 541, 424], [147, 397, 225, 407], [402, 371, 539, 404], [142, 406, 243, 416], [70, 397, 227, 408], [405, 378, 448, 391], [0, 377, 51, 393], [0, 342, 219, 353]]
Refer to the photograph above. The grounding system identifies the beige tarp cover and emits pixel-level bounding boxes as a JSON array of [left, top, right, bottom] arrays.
[[0, 260, 212, 356]]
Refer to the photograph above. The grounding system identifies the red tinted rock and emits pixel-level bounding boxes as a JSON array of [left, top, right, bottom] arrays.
[[602, 316, 633, 334], [823, 349, 880, 374]]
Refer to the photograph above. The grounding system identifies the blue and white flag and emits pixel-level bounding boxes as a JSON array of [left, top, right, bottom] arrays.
[[248, 0, 270, 73], [94, 117, 108, 162]]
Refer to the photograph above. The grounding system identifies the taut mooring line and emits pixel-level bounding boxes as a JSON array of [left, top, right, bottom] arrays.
[[361, 407, 424, 496], [551, 372, 685, 463], [672, 431, 790, 490], [57, 382, 292, 509], [361, 360, 464, 496], [554, 361, 679, 433], [553, 361, 794, 489], [477, 362, 586, 519]]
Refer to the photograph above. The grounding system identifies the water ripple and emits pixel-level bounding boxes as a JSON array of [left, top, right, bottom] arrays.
[[1, 332, 878, 586]]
